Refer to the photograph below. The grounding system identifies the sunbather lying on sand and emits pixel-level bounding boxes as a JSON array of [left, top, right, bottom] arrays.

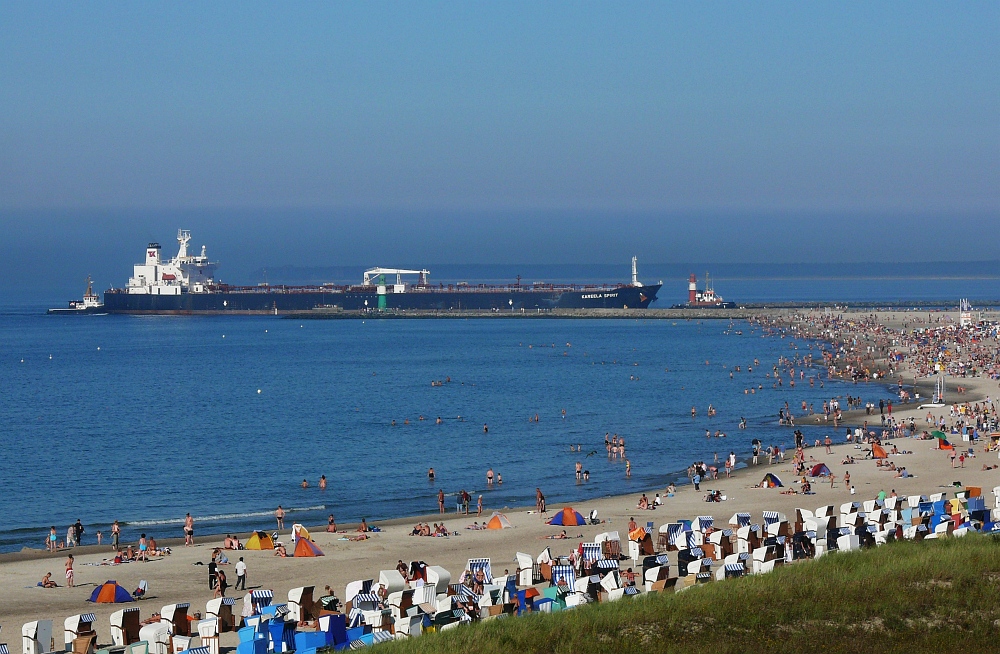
[[274, 543, 287, 557]]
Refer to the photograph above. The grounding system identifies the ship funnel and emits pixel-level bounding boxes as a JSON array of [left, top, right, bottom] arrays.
[[146, 243, 161, 265]]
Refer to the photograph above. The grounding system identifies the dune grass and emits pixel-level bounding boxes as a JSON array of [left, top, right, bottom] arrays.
[[376, 535, 1000, 654]]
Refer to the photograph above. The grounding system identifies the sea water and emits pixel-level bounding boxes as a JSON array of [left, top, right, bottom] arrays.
[[0, 309, 891, 552]]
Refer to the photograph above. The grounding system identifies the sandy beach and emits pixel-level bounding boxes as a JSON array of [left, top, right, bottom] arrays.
[[3, 309, 998, 646]]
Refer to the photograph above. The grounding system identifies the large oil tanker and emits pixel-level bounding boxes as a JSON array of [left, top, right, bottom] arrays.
[[94, 230, 661, 314]]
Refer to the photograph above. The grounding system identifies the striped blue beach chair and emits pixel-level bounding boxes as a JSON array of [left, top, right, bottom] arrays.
[[371, 631, 394, 644], [581, 543, 601, 564], [1, 643, 9, 654], [623, 586, 641, 596], [724, 563, 746, 578], [666, 523, 684, 547], [250, 590, 273, 613], [352, 593, 381, 612], [347, 608, 365, 629], [455, 584, 479, 603], [550, 565, 576, 589], [731, 512, 751, 527], [467, 558, 493, 584], [762, 511, 781, 526], [594, 559, 619, 572], [184, 648, 210, 654], [695, 516, 714, 532]]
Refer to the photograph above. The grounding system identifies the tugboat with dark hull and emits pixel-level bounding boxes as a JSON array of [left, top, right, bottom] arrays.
[[48, 277, 106, 315]]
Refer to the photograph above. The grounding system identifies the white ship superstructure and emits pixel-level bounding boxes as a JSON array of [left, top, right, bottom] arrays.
[[127, 230, 218, 295]]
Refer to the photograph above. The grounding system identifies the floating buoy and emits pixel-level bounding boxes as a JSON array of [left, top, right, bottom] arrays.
[[97, 347, 101, 350], [222, 335, 226, 338], [257, 389, 262, 394], [49, 355, 52, 359]]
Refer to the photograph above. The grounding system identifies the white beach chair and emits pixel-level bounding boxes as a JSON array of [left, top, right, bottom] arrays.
[[159, 604, 191, 643], [63, 614, 97, 653], [425, 566, 451, 595], [204, 598, 236, 633], [111, 607, 141, 646], [344, 580, 372, 607], [286, 586, 314, 623], [138, 623, 170, 654], [515, 552, 534, 587], [378, 570, 406, 595], [22, 620, 53, 654], [815, 505, 834, 519], [195, 621, 219, 654]]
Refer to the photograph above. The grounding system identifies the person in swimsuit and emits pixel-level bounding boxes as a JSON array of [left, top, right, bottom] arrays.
[[111, 520, 120, 551], [65, 554, 74, 587], [48, 526, 57, 552], [275, 506, 285, 530], [214, 567, 228, 598], [327, 514, 337, 533], [41, 572, 58, 588], [139, 533, 148, 562], [319, 475, 327, 490], [184, 513, 194, 546]]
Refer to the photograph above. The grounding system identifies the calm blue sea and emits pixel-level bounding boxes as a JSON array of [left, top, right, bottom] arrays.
[[0, 305, 895, 553]]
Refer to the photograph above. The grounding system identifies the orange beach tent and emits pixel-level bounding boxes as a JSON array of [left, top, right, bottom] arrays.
[[872, 444, 888, 459], [293, 538, 324, 557], [547, 507, 586, 526], [486, 512, 514, 530]]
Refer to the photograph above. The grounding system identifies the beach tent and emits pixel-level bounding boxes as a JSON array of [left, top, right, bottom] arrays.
[[292, 524, 311, 542], [486, 512, 514, 530], [246, 531, 275, 550], [809, 463, 832, 477], [88, 580, 133, 603], [760, 473, 783, 488], [547, 508, 586, 526], [872, 444, 888, 459], [293, 538, 324, 557]]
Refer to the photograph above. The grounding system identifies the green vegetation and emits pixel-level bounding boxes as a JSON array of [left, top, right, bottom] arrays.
[[378, 535, 1000, 654]]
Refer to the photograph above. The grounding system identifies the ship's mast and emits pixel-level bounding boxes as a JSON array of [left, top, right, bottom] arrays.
[[631, 257, 643, 287], [177, 229, 191, 259]]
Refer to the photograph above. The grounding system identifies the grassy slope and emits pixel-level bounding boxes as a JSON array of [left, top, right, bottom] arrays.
[[378, 535, 1000, 654]]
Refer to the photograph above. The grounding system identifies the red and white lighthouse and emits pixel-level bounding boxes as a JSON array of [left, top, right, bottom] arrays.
[[688, 274, 697, 304]]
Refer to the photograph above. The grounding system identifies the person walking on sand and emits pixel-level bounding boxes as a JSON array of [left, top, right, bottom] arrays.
[[275, 506, 285, 530], [235, 556, 247, 591], [111, 520, 120, 551], [438, 489, 445, 514], [214, 567, 228, 598], [184, 513, 194, 546], [824, 435, 832, 454], [844, 471, 851, 493], [477, 495, 483, 517], [65, 554, 74, 587]]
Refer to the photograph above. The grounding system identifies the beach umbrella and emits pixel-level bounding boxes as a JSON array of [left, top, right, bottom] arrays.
[[931, 431, 948, 439], [88, 580, 133, 603]]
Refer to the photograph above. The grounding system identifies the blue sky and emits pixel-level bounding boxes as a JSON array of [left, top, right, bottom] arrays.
[[1, 2, 998, 293]]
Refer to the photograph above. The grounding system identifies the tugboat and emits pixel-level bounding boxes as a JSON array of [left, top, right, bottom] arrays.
[[672, 273, 735, 309], [48, 276, 106, 314]]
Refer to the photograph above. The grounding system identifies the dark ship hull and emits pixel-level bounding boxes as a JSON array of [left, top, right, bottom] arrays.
[[102, 284, 661, 314]]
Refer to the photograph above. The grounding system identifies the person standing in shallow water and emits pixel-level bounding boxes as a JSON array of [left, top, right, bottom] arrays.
[[275, 506, 285, 530]]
